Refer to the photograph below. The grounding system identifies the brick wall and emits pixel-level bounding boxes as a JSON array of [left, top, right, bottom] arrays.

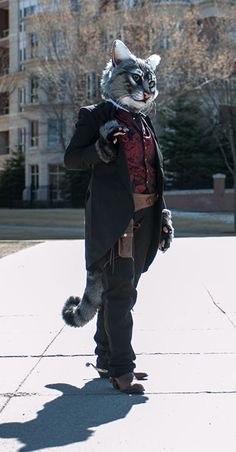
[[164, 174, 234, 212]]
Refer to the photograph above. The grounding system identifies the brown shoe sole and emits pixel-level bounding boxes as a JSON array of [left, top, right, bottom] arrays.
[[111, 375, 145, 394]]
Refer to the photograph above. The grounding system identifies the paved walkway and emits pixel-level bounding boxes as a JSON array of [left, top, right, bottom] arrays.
[[0, 237, 235, 452]]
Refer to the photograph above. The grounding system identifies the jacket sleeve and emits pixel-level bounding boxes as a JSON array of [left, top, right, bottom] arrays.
[[64, 107, 102, 170]]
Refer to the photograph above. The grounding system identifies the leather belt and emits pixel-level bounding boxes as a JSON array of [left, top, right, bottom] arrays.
[[118, 193, 158, 259], [133, 192, 158, 212]]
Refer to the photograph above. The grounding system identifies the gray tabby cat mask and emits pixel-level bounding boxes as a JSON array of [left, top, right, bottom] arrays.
[[101, 40, 161, 113]]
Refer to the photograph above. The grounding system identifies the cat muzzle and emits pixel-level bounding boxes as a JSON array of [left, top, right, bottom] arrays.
[[143, 92, 151, 101]]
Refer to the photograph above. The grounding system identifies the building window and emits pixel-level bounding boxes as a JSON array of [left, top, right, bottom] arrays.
[[19, 5, 33, 32], [123, 0, 143, 8], [48, 120, 58, 146], [18, 87, 26, 112], [19, 10, 23, 32], [19, 2, 36, 26], [160, 35, 170, 50], [19, 0, 37, 70], [47, 31, 66, 59], [0, 92, 9, 115], [86, 72, 99, 100], [24, 4, 36, 16], [49, 164, 65, 201], [30, 120, 39, 147], [19, 44, 26, 70], [48, 85, 58, 102], [70, 0, 79, 11], [49, 0, 60, 12], [19, 47, 26, 62], [30, 78, 39, 103], [0, 131, 9, 156], [55, 31, 66, 56], [45, 73, 66, 102], [48, 119, 64, 147], [30, 164, 39, 200], [29, 33, 39, 59], [18, 128, 26, 153]]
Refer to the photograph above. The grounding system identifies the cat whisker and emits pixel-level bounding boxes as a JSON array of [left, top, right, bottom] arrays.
[[133, 97, 151, 103]]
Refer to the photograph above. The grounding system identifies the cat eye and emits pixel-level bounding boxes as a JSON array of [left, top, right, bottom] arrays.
[[149, 80, 155, 89], [132, 74, 141, 83]]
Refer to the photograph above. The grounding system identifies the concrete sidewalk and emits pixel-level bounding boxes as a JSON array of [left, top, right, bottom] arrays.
[[0, 237, 236, 452]]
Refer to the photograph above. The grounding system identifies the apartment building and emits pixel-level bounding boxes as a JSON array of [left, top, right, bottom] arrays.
[[0, 0, 235, 204], [0, 0, 75, 204]]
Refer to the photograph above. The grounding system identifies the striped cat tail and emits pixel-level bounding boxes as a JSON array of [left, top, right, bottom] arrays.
[[62, 270, 103, 327]]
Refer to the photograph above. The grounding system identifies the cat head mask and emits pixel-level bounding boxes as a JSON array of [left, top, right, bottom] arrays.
[[101, 40, 161, 113]]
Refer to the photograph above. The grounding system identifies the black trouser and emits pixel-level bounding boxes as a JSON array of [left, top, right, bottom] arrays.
[[93, 205, 155, 378]]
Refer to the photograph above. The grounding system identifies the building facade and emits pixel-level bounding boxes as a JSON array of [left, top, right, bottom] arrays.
[[0, 0, 76, 204], [0, 0, 235, 205]]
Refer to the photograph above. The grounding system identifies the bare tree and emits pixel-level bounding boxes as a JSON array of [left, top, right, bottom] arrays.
[[11, 0, 236, 125], [29, 0, 104, 127], [22, 0, 236, 219]]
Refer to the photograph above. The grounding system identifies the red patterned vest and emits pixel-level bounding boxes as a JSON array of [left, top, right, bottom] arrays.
[[115, 109, 157, 194]]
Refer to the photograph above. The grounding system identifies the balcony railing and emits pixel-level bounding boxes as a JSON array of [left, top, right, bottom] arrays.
[[0, 29, 9, 39], [0, 0, 10, 8], [0, 67, 9, 77], [0, 145, 9, 156], [0, 105, 9, 115]]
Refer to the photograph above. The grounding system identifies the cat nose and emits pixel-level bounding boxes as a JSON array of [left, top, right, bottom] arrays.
[[144, 92, 151, 101]]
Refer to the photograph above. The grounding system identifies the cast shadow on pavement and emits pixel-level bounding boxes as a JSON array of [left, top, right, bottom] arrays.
[[0, 380, 148, 451]]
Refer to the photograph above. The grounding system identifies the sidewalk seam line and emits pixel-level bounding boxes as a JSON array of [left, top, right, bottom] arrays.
[[0, 325, 65, 416], [1, 351, 236, 359], [1, 390, 236, 397]]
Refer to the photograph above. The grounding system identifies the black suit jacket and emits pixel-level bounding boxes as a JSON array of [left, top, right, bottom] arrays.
[[64, 101, 165, 271]]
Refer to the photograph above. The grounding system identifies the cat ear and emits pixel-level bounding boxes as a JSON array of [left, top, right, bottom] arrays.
[[112, 40, 134, 66], [146, 54, 161, 72]]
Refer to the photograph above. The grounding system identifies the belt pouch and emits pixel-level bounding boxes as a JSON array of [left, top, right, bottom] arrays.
[[118, 219, 134, 258]]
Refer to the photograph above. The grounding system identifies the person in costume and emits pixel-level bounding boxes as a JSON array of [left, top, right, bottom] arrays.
[[62, 40, 174, 394]]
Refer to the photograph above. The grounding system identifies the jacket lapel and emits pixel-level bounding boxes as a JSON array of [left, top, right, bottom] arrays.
[[102, 103, 133, 197], [144, 116, 163, 169]]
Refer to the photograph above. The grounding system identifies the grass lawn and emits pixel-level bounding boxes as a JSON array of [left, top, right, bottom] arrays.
[[172, 211, 234, 236], [0, 241, 43, 258], [0, 209, 235, 257], [0, 208, 85, 228]]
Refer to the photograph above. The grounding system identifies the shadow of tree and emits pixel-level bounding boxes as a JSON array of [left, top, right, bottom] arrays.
[[0, 380, 148, 451]]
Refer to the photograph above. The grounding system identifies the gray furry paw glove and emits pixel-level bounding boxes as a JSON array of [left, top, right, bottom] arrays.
[[159, 209, 174, 253], [95, 120, 128, 163]]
